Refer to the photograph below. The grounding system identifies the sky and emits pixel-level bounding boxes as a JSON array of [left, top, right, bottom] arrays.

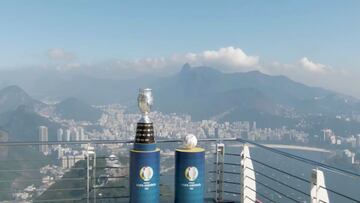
[[0, 0, 360, 97]]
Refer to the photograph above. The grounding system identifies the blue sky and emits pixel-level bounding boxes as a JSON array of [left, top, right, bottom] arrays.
[[0, 0, 359, 69]]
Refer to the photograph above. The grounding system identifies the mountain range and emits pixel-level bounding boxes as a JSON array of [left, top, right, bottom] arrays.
[[150, 64, 360, 135], [0, 85, 45, 114], [1, 64, 360, 137], [0, 86, 103, 141], [153, 64, 360, 116]]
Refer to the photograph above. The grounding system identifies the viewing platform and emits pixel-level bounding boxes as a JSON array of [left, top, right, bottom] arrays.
[[0, 138, 360, 203]]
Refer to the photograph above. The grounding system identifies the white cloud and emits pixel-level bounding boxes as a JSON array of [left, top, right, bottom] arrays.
[[47, 48, 76, 61], [184, 47, 259, 72], [89, 46, 260, 75], [265, 58, 360, 98], [40, 46, 360, 98], [299, 57, 329, 73]]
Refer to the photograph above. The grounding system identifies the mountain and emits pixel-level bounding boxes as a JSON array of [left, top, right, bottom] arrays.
[[55, 97, 102, 122], [0, 85, 45, 114], [0, 106, 61, 141], [148, 64, 360, 132], [1, 65, 360, 136]]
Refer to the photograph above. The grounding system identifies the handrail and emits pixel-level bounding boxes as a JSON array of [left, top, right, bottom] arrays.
[[0, 138, 359, 203], [0, 138, 237, 146]]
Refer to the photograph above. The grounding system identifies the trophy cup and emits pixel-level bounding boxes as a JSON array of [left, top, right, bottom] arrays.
[[135, 88, 155, 144], [130, 88, 160, 203]]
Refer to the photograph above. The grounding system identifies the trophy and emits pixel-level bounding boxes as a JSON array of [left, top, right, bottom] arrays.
[[135, 88, 155, 144], [130, 88, 160, 203]]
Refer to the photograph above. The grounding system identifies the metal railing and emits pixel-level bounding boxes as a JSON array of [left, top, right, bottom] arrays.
[[0, 138, 359, 202]]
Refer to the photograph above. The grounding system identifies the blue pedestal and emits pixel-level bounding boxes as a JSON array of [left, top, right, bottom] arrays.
[[175, 147, 205, 203], [133, 143, 156, 151], [130, 148, 160, 203]]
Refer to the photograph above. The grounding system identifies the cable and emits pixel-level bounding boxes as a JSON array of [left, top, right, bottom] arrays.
[[319, 185, 360, 203], [237, 138, 360, 179], [249, 157, 310, 183], [245, 175, 300, 203], [244, 185, 276, 203], [33, 198, 84, 202], [245, 166, 309, 197]]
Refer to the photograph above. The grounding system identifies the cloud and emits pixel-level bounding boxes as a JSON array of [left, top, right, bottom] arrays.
[[265, 57, 360, 98], [299, 57, 329, 73], [89, 46, 261, 75], [184, 47, 259, 72], [47, 48, 76, 61], [40, 47, 360, 98]]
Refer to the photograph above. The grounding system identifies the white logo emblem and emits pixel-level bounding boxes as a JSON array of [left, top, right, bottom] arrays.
[[139, 166, 154, 181], [185, 166, 198, 181]]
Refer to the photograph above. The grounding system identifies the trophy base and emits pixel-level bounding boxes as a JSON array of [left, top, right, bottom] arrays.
[[133, 143, 156, 151], [175, 147, 205, 203], [135, 122, 155, 144], [130, 148, 160, 203]]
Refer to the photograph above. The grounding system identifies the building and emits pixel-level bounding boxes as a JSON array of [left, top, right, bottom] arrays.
[[0, 130, 9, 160], [65, 129, 71, 142], [357, 134, 360, 148], [39, 126, 50, 156], [61, 154, 84, 169], [57, 128, 63, 142], [214, 127, 219, 139], [323, 129, 336, 144], [79, 127, 87, 141], [248, 131, 256, 141], [71, 128, 79, 141], [57, 145, 63, 159], [252, 121, 257, 131]]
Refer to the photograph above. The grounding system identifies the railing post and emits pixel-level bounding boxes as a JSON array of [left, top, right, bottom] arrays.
[[310, 168, 329, 203], [86, 144, 95, 203], [241, 144, 256, 203], [215, 143, 225, 202], [86, 144, 90, 203], [93, 151, 97, 203]]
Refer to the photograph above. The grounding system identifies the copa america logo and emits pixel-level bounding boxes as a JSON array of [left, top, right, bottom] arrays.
[[185, 166, 199, 181], [139, 166, 154, 181]]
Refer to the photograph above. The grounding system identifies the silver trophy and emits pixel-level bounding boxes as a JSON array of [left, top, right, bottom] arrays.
[[136, 88, 155, 143], [138, 88, 153, 123]]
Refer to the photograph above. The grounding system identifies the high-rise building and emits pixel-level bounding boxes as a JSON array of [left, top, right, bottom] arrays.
[[214, 127, 219, 139], [39, 126, 50, 156], [79, 127, 86, 141], [65, 129, 71, 142], [248, 131, 256, 141], [356, 134, 360, 148], [323, 129, 335, 143], [0, 130, 9, 160], [71, 128, 80, 141], [57, 145, 63, 159], [57, 128, 63, 142]]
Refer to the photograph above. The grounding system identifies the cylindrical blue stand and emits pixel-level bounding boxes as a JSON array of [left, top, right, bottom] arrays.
[[175, 147, 205, 203], [130, 146, 160, 203]]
